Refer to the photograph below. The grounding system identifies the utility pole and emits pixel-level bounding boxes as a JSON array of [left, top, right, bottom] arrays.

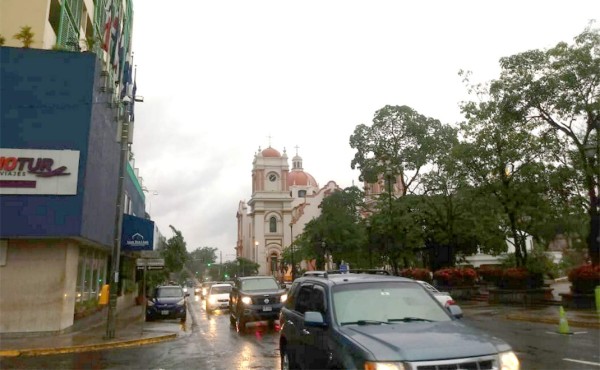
[[105, 95, 131, 339]]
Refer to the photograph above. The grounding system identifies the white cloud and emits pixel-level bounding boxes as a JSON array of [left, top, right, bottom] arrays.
[[130, 0, 599, 256]]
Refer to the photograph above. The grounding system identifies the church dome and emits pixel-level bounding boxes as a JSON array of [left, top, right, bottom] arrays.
[[288, 170, 318, 187], [262, 147, 281, 157]]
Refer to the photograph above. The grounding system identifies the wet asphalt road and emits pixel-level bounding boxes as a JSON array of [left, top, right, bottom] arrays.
[[0, 294, 281, 370], [1, 296, 599, 370]]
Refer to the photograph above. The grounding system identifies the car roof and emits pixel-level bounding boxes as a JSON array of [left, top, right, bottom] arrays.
[[156, 285, 183, 289], [210, 283, 232, 288], [296, 273, 415, 286], [237, 276, 276, 280]]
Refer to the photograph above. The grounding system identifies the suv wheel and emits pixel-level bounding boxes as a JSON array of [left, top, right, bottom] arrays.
[[281, 348, 298, 370]]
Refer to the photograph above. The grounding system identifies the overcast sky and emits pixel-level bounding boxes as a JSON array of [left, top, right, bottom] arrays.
[[129, 0, 598, 259]]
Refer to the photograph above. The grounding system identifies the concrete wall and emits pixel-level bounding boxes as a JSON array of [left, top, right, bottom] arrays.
[[0, 0, 51, 49], [0, 239, 79, 333]]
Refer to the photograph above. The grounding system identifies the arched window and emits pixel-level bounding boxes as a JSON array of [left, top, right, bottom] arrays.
[[298, 190, 307, 197], [269, 216, 277, 233]]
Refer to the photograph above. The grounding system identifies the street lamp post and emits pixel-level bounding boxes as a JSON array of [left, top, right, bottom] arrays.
[[365, 218, 372, 269], [105, 96, 131, 339], [585, 143, 600, 265], [289, 223, 295, 280]]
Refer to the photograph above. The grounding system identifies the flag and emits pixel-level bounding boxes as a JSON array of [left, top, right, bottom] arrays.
[[110, 11, 121, 70], [102, 0, 113, 52], [120, 55, 132, 99], [131, 66, 137, 121]]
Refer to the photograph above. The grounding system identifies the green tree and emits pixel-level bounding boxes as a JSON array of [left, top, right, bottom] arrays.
[[161, 225, 188, 275], [187, 246, 218, 280], [350, 105, 457, 196], [480, 23, 599, 264], [295, 187, 367, 270], [13, 26, 34, 48]]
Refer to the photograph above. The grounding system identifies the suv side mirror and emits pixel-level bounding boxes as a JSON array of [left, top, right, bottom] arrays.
[[304, 311, 328, 328], [447, 305, 463, 319]]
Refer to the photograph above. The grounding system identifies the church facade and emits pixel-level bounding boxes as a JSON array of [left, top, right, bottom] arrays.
[[235, 145, 341, 278]]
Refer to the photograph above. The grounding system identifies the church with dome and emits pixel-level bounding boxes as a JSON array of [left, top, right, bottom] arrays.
[[235, 145, 342, 279]]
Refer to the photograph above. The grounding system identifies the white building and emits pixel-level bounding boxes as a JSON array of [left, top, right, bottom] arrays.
[[236, 146, 341, 277]]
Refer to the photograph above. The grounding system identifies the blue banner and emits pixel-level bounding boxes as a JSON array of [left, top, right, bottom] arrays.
[[121, 214, 154, 251]]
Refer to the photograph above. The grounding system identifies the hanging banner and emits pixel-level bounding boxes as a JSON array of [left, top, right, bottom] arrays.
[[121, 214, 155, 251]]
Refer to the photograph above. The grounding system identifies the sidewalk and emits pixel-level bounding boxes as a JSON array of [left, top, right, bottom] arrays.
[[0, 303, 178, 358], [460, 301, 600, 330]]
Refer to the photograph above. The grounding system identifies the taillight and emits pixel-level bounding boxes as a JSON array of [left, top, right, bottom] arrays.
[[445, 299, 456, 307]]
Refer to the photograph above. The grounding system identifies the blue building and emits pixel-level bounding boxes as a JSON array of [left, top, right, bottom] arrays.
[[0, 0, 154, 335]]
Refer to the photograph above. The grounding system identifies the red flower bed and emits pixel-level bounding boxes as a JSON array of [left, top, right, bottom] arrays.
[[477, 266, 503, 285], [497, 267, 544, 289], [433, 267, 477, 287], [568, 264, 600, 294], [399, 268, 432, 283]]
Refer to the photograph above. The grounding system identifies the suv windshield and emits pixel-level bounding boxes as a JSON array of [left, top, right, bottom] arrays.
[[211, 285, 232, 294], [156, 287, 184, 298], [241, 278, 279, 291], [332, 282, 451, 325]]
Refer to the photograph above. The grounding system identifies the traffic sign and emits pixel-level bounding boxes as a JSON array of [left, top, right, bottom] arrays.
[[136, 258, 164, 270]]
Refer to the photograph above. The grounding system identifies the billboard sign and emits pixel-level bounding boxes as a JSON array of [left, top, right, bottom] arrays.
[[0, 148, 80, 195]]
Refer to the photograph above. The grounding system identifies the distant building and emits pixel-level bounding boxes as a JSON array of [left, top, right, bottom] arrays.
[[236, 146, 341, 278]]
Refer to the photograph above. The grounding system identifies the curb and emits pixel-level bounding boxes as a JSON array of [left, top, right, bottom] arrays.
[[0, 333, 177, 358], [505, 314, 600, 329]]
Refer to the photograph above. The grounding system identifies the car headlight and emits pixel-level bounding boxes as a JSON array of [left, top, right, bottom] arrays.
[[202, 288, 208, 295], [364, 362, 405, 370], [208, 296, 217, 305], [177, 298, 185, 306], [183, 287, 188, 293], [147, 300, 155, 307], [499, 351, 520, 370], [280, 294, 288, 303], [241, 296, 252, 305]]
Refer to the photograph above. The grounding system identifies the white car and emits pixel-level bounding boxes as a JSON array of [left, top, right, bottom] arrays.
[[416, 280, 456, 307], [205, 283, 233, 313]]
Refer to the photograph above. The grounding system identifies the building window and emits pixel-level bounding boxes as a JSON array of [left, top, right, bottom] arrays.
[[298, 190, 306, 197], [269, 216, 277, 233]]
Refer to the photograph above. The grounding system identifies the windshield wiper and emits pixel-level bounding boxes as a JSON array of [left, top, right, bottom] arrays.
[[388, 317, 434, 323], [340, 320, 390, 326]]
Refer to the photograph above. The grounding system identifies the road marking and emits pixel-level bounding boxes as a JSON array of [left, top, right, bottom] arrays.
[[546, 331, 588, 335], [563, 358, 600, 367]]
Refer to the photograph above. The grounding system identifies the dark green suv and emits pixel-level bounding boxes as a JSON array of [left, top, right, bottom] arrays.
[[279, 273, 520, 370]]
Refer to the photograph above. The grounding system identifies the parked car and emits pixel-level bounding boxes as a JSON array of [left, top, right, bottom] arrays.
[[416, 280, 456, 307], [145, 285, 189, 322], [279, 273, 519, 370], [229, 276, 288, 332], [206, 283, 233, 313]]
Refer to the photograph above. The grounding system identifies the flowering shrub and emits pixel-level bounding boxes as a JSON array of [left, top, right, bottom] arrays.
[[496, 267, 545, 289], [477, 266, 503, 285], [568, 264, 600, 294], [399, 268, 432, 283], [433, 267, 477, 287]]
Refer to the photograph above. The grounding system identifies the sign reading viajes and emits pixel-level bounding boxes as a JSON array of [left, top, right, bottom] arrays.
[[0, 148, 80, 195]]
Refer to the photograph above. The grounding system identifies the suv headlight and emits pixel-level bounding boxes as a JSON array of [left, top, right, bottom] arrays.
[[177, 298, 185, 306], [499, 351, 520, 370], [208, 296, 217, 305], [147, 300, 155, 307], [241, 296, 252, 305], [364, 362, 405, 370], [280, 293, 288, 303]]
